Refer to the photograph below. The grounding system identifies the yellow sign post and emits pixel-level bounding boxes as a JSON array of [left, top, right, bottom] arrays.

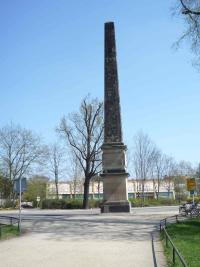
[[187, 178, 196, 191]]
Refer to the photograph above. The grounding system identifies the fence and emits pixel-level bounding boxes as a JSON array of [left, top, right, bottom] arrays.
[[160, 210, 200, 267], [0, 215, 20, 238], [161, 225, 188, 266]]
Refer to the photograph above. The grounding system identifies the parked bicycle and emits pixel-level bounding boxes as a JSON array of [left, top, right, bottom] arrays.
[[179, 202, 200, 216]]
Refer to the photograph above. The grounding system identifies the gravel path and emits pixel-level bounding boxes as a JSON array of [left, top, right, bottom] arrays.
[[0, 206, 178, 267]]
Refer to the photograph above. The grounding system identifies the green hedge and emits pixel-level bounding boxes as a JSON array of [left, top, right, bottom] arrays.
[[129, 198, 179, 207], [0, 200, 16, 209], [41, 198, 179, 209], [41, 199, 102, 209], [187, 196, 200, 203]]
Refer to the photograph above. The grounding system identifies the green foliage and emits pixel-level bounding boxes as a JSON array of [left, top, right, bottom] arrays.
[[0, 175, 12, 199], [23, 175, 49, 205], [129, 198, 178, 207], [88, 199, 102, 208], [41, 199, 102, 209], [41, 198, 177, 209], [187, 196, 200, 203], [1, 200, 16, 209], [161, 218, 200, 267], [41, 199, 82, 209]]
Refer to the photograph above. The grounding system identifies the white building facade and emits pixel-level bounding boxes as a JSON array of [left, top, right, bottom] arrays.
[[47, 178, 175, 200]]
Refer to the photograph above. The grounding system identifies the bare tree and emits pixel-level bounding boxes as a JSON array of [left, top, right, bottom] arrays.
[[162, 156, 176, 197], [153, 151, 167, 199], [176, 160, 195, 176], [132, 131, 157, 200], [57, 96, 103, 209], [67, 152, 83, 199], [0, 123, 45, 197], [174, 0, 200, 66], [47, 143, 66, 199]]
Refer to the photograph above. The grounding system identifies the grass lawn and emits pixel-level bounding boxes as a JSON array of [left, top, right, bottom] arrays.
[[161, 218, 200, 267], [0, 225, 19, 240]]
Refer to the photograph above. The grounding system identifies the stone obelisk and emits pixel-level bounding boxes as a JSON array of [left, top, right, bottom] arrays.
[[101, 22, 130, 213]]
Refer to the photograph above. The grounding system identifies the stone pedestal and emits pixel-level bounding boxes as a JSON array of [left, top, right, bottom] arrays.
[[101, 143, 131, 213], [101, 172, 131, 213], [102, 143, 127, 173]]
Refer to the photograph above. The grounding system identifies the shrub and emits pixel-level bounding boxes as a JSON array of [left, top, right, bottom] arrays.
[[1, 200, 16, 209], [129, 198, 178, 207], [186, 196, 200, 203], [65, 199, 82, 209], [89, 199, 102, 208], [41, 199, 103, 209]]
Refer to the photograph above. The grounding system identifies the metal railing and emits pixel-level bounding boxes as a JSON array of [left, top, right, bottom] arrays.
[[0, 215, 20, 238], [160, 214, 189, 267], [160, 212, 200, 267], [162, 226, 188, 266], [160, 214, 187, 231]]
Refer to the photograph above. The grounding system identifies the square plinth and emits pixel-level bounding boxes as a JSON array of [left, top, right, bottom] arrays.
[[101, 173, 131, 213], [102, 173, 129, 201], [101, 200, 131, 213]]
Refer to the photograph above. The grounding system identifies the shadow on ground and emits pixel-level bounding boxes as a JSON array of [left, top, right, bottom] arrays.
[[22, 214, 162, 242]]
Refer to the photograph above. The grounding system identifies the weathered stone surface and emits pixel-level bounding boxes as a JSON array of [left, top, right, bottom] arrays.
[[104, 22, 122, 143], [102, 174, 129, 201], [101, 22, 130, 213], [102, 143, 127, 174], [101, 201, 131, 213]]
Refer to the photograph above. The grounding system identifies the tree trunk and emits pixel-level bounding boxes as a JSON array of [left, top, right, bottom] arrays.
[[142, 180, 145, 203], [54, 165, 59, 200], [55, 175, 59, 200], [55, 181, 59, 199], [97, 179, 100, 200], [157, 179, 160, 200], [83, 178, 90, 209], [73, 180, 76, 199]]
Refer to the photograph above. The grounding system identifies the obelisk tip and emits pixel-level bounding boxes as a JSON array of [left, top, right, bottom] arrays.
[[105, 21, 114, 27]]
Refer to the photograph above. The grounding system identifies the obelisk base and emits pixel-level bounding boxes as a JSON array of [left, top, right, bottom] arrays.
[[101, 200, 131, 213], [100, 172, 131, 213]]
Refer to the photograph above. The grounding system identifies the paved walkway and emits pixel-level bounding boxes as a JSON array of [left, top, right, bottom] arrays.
[[0, 206, 178, 267]]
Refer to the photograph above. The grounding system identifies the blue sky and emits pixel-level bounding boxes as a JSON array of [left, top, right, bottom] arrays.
[[0, 0, 200, 164]]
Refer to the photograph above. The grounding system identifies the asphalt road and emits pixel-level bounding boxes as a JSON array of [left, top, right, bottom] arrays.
[[0, 206, 179, 267]]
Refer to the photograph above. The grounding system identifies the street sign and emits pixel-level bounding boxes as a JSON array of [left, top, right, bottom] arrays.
[[37, 196, 40, 202], [13, 177, 27, 193], [187, 178, 196, 191]]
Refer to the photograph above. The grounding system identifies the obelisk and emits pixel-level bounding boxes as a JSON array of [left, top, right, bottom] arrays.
[[101, 22, 130, 213]]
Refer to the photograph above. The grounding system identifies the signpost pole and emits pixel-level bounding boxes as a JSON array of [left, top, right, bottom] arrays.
[[14, 177, 26, 234], [187, 178, 196, 205], [19, 176, 22, 234]]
